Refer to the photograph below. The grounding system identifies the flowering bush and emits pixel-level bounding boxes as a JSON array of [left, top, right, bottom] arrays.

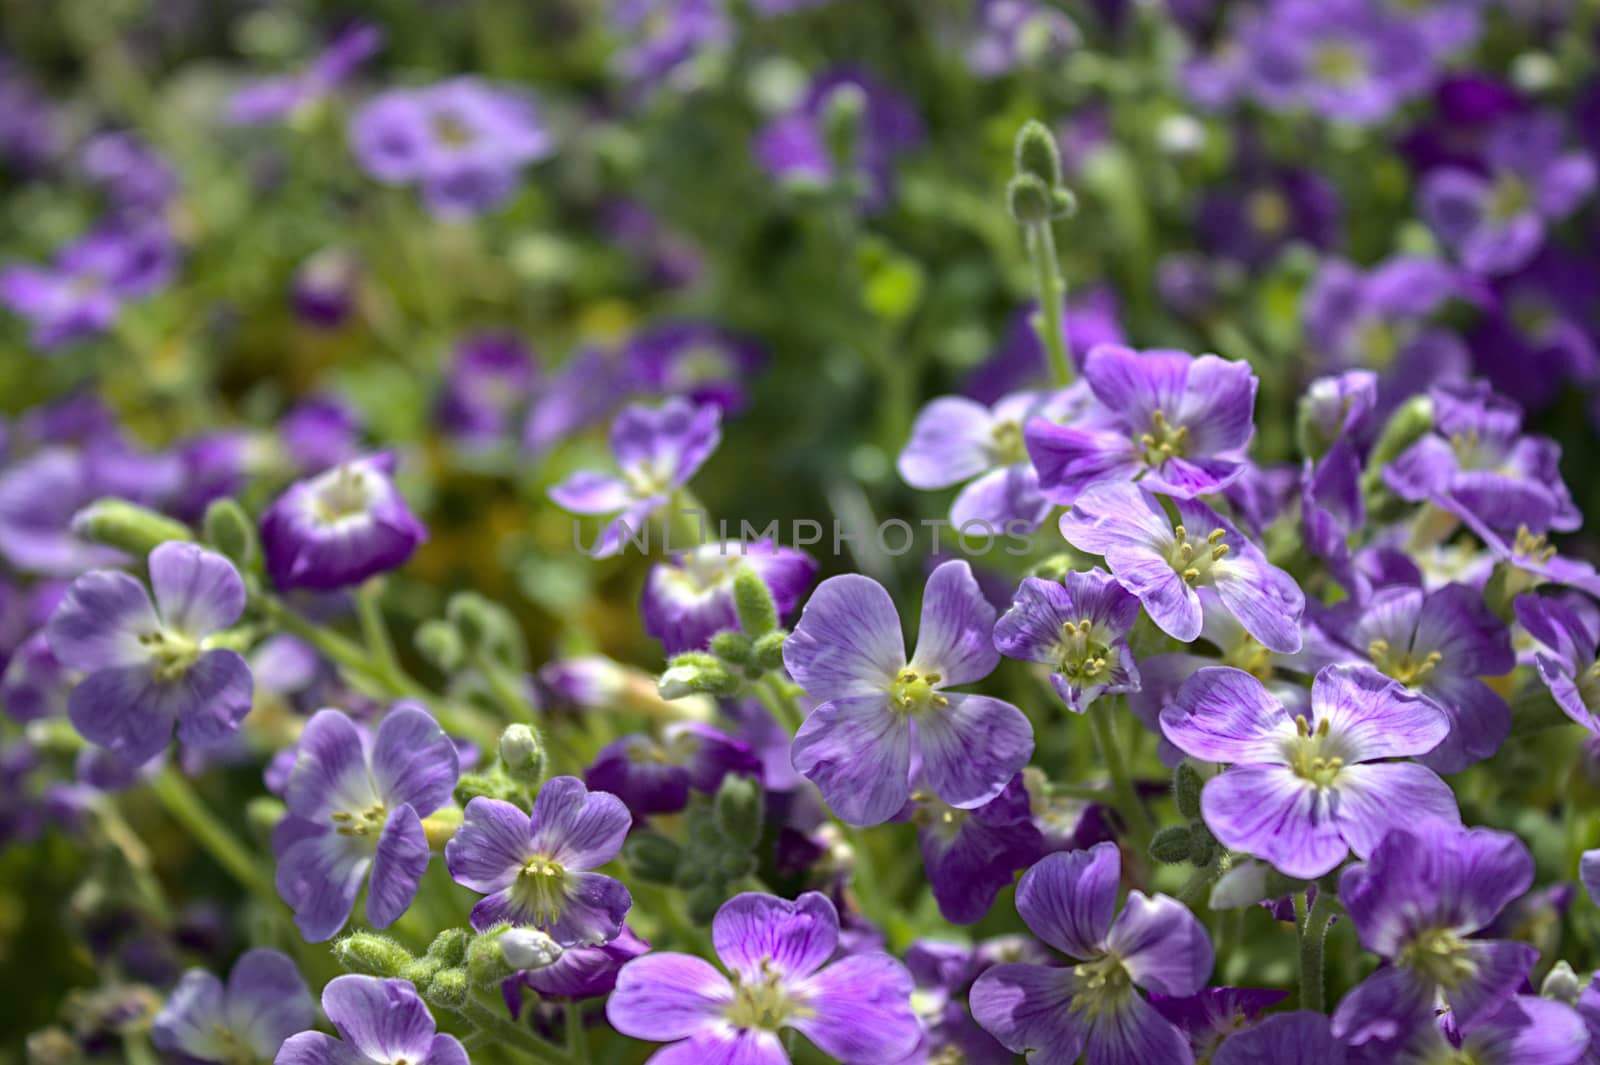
[[8, 2, 1600, 1064]]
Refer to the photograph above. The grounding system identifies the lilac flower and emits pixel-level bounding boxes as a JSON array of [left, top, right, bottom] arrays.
[[1469, 251, 1600, 411], [913, 773, 1044, 925], [753, 68, 924, 211], [963, 289, 1125, 402], [1518, 594, 1600, 734], [586, 721, 761, 817], [289, 249, 360, 330], [1149, 988, 1293, 1061], [602, 201, 704, 289], [227, 23, 382, 125], [783, 560, 1034, 826], [1212, 1010, 1347, 1065], [0, 223, 176, 350], [1194, 160, 1341, 270], [1161, 665, 1457, 879], [152, 949, 313, 1064], [349, 78, 551, 218], [623, 322, 764, 413], [1058, 482, 1306, 653], [0, 62, 61, 172], [1385, 382, 1579, 540], [273, 705, 459, 941], [0, 448, 161, 576], [890, 940, 1012, 1065], [81, 132, 178, 218], [2, 630, 73, 723], [993, 571, 1141, 713], [259, 453, 427, 591], [1392, 995, 1589, 1065], [549, 399, 721, 559], [611, 0, 730, 93], [523, 346, 635, 456], [970, 843, 1213, 1065], [1421, 113, 1596, 277], [1241, 0, 1432, 126], [445, 777, 632, 943], [46, 543, 252, 765], [275, 975, 466, 1065], [280, 396, 362, 474], [436, 331, 537, 448], [641, 540, 816, 655], [1026, 345, 1257, 503], [1332, 823, 1539, 1045], [1313, 582, 1515, 771], [900, 390, 1082, 533], [965, 1, 1078, 79], [606, 891, 920, 1065]]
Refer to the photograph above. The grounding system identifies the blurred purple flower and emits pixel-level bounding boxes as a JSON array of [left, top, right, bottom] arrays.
[[641, 539, 815, 654], [152, 949, 312, 1064], [437, 331, 538, 448], [1, 223, 177, 350], [227, 23, 382, 125], [276, 975, 467, 1065], [260, 452, 426, 591]]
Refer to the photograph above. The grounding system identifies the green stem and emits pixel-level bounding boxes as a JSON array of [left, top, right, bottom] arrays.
[[1047, 782, 1113, 802], [755, 675, 806, 736], [1087, 700, 1152, 841], [462, 996, 573, 1064], [1027, 221, 1073, 386], [151, 767, 269, 897], [356, 580, 405, 689], [1176, 856, 1222, 903], [566, 1001, 590, 1065], [1297, 888, 1337, 1012]]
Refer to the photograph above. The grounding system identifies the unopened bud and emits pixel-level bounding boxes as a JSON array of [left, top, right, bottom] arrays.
[[498, 724, 546, 786], [415, 620, 464, 673], [501, 928, 562, 971], [1007, 174, 1053, 226], [334, 931, 413, 977], [425, 928, 471, 968], [752, 631, 787, 671], [201, 498, 258, 568], [709, 630, 754, 666], [714, 774, 764, 848], [659, 652, 737, 700], [1173, 764, 1203, 821], [1542, 960, 1582, 1004], [624, 832, 682, 884], [421, 968, 469, 1008], [1149, 826, 1193, 865], [70, 499, 192, 558], [1013, 119, 1061, 188], [732, 568, 779, 637], [1209, 860, 1271, 910]]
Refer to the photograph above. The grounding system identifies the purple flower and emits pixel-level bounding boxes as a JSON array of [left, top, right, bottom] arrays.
[[0, 450, 139, 576], [349, 78, 551, 218], [606, 891, 920, 1065], [436, 331, 538, 448], [964, 289, 1125, 402], [891, 940, 1012, 1065], [1026, 345, 1257, 503], [1162, 665, 1457, 880], [259, 453, 427, 591], [504, 925, 651, 1009], [1384, 382, 1579, 540], [1, 223, 176, 350], [783, 560, 1034, 826], [81, 132, 178, 218], [1517, 594, 1600, 734], [1332, 822, 1538, 1045], [1469, 251, 1600, 412], [1313, 581, 1515, 771], [273, 706, 459, 941], [281, 395, 362, 475], [1213, 1010, 1347, 1065], [1059, 482, 1306, 653], [1421, 113, 1596, 277], [914, 773, 1045, 925], [900, 390, 1082, 534], [549, 399, 721, 559], [445, 777, 632, 943], [993, 571, 1141, 713], [1195, 161, 1342, 270], [275, 975, 467, 1065], [623, 322, 764, 413], [1150, 988, 1293, 1061], [227, 23, 382, 125], [46, 542, 252, 765], [1393, 995, 1589, 1065], [586, 721, 761, 817], [602, 201, 703, 289], [1241, 0, 1433, 126], [970, 843, 1213, 1065], [965, 1, 1078, 79], [289, 249, 360, 329], [152, 949, 313, 1064], [753, 68, 924, 211], [641, 540, 816, 655], [611, 0, 730, 93], [2, 630, 73, 723]]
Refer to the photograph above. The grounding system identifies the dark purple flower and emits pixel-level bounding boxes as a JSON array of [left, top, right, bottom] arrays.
[[275, 975, 467, 1065], [1394, 995, 1588, 1064], [1059, 482, 1306, 652], [753, 68, 923, 211], [965, 0, 1078, 79], [349, 78, 551, 218], [1332, 823, 1538, 1045], [227, 23, 382, 125], [901, 389, 1084, 533], [1518, 594, 1600, 734], [970, 843, 1213, 1065], [914, 773, 1044, 925], [1385, 382, 1579, 540], [601, 200, 704, 289], [890, 940, 1012, 1065], [964, 289, 1125, 402], [1241, 0, 1433, 125], [289, 249, 360, 329], [260, 453, 427, 591], [273, 705, 459, 941], [611, 0, 730, 92], [80, 132, 178, 217], [0, 63, 61, 172], [641, 539, 816, 655], [1, 223, 176, 350], [46, 543, 252, 765], [783, 560, 1034, 826], [1026, 345, 1257, 503], [437, 331, 537, 448], [152, 949, 312, 1064], [993, 571, 1141, 713], [1468, 250, 1600, 411], [1150, 987, 1293, 1061], [586, 721, 761, 817], [1213, 1010, 1347, 1065], [446, 777, 632, 943], [0, 449, 150, 576], [523, 346, 635, 456], [623, 322, 763, 413], [548, 398, 721, 558], [1195, 163, 1341, 270], [1421, 113, 1596, 277], [606, 891, 920, 1065], [1162, 665, 1457, 879], [505, 925, 651, 1008], [280, 395, 362, 475]]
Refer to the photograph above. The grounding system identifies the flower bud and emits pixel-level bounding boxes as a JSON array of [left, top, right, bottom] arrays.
[[624, 832, 682, 884], [334, 931, 414, 976], [500, 928, 562, 971], [1209, 860, 1271, 910], [1013, 119, 1061, 188], [732, 568, 779, 638], [447, 591, 523, 668], [1007, 174, 1054, 227], [421, 968, 469, 1008], [709, 631, 754, 666], [201, 498, 258, 569], [1173, 764, 1203, 821], [822, 84, 867, 173], [425, 928, 471, 968], [455, 769, 524, 808], [1364, 395, 1434, 484], [659, 652, 738, 699], [498, 724, 546, 786], [752, 631, 787, 671], [415, 619, 464, 673], [467, 926, 516, 987], [713, 774, 764, 848], [1187, 823, 1217, 866], [1149, 826, 1193, 865], [1542, 960, 1582, 1004], [70, 499, 192, 558]]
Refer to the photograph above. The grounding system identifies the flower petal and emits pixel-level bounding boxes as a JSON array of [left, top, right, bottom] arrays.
[[366, 804, 430, 929], [605, 952, 733, 1040], [172, 649, 255, 750], [274, 1031, 369, 1065], [897, 396, 997, 489], [321, 976, 438, 1062], [548, 471, 633, 515], [275, 831, 369, 943], [1310, 665, 1449, 762], [224, 949, 314, 1058], [1201, 766, 1348, 881], [544, 871, 632, 947], [916, 693, 1033, 810], [1014, 843, 1120, 958], [530, 775, 632, 870], [1083, 994, 1195, 1065], [1212, 1010, 1343, 1065], [1328, 762, 1460, 861], [791, 694, 911, 826], [370, 704, 459, 816], [1329, 964, 1434, 1047], [151, 970, 227, 1060], [66, 664, 178, 765], [969, 961, 1087, 1065], [908, 561, 1001, 685], [46, 570, 157, 670], [446, 797, 533, 893], [782, 575, 905, 703], [791, 953, 920, 1062], [1445, 939, 1541, 1034], [645, 1028, 789, 1065], [1105, 891, 1212, 997], [149, 542, 245, 637], [284, 710, 375, 822], [712, 891, 839, 982], [1160, 667, 1291, 765]]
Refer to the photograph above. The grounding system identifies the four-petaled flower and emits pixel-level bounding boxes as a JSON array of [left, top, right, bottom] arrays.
[[606, 891, 920, 1065], [275, 975, 467, 1065], [970, 842, 1214, 1065], [1161, 665, 1459, 880], [446, 776, 633, 943], [993, 570, 1142, 714], [783, 559, 1035, 826], [47, 541, 253, 765], [153, 949, 313, 1065]]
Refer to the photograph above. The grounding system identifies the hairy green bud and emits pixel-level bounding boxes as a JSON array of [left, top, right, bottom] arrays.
[[466, 924, 517, 987], [1173, 764, 1204, 821], [732, 568, 779, 637], [1149, 826, 1194, 865], [446, 591, 523, 668], [334, 932, 413, 977], [422, 968, 469, 1009], [1014, 119, 1062, 187], [424, 928, 471, 968], [713, 774, 764, 848], [1187, 822, 1217, 866], [415, 619, 464, 673], [709, 630, 755, 666], [1364, 395, 1434, 484], [201, 498, 258, 568], [659, 652, 738, 699], [455, 769, 523, 808], [624, 832, 682, 884], [1007, 174, 1053, 226], [70, 499, 192, 558], [751, 631, 788, 671], [498, 724, 546, 787], [686, 882, 725, 926]]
